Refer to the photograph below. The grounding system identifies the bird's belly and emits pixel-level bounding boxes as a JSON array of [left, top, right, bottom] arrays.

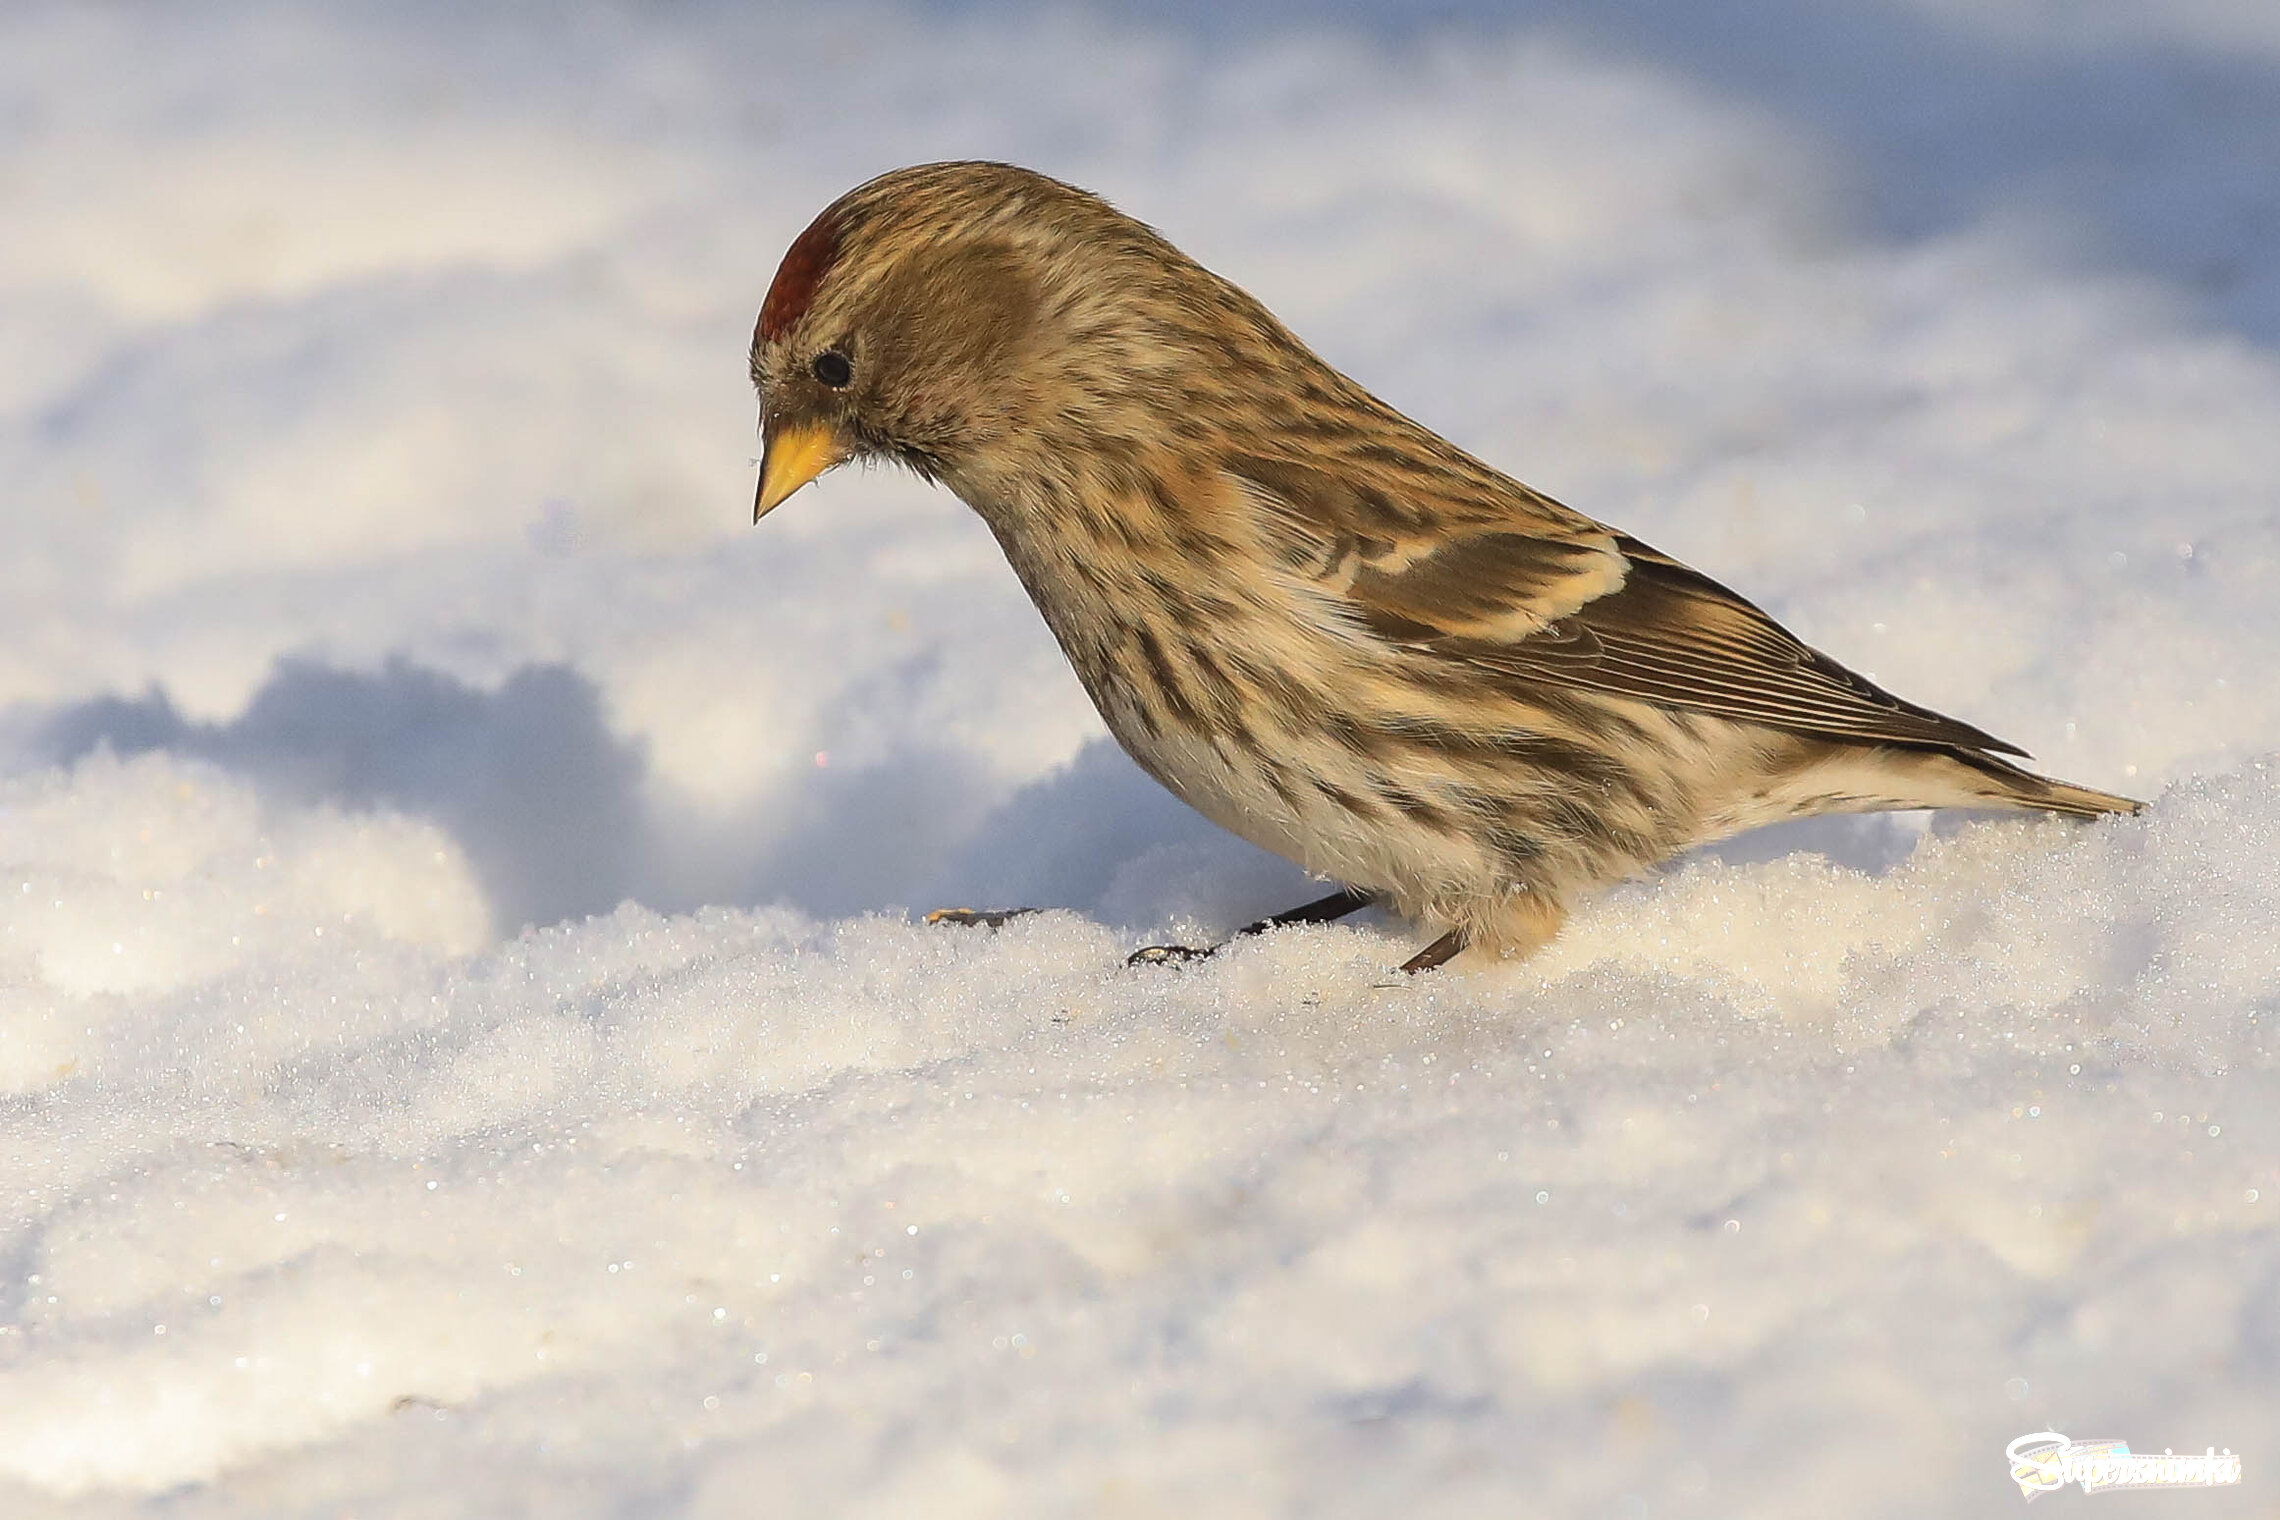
[[1003, 546, 1665, 915], [1085, 675, 1513, 912]]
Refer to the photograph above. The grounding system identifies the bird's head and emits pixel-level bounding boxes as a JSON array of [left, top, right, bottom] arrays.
[[749, 161, 1264, 521]]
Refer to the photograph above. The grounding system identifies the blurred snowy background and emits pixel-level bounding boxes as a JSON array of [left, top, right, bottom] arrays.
[[2, 1, 2276, 1515]]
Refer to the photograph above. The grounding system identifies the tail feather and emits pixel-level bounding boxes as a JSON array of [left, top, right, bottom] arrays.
[[1952, 750, 2143, 819]]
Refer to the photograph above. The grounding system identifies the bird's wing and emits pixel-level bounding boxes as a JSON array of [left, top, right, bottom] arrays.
[[1229, 455, 2027, 756], [1229, 451, 1629, 642]]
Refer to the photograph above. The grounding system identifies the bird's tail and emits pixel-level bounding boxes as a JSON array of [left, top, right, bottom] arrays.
[[1952, 751, 2143, 819]]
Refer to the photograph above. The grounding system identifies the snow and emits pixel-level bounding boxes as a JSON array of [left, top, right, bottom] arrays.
[[2, 1, 2276, 1513]]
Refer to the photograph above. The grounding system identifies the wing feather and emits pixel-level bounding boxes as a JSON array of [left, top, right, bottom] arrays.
[[1231, 455, 2026, 757]]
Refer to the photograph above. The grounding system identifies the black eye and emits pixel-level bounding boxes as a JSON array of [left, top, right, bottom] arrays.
[[811, 349, 853, 388]]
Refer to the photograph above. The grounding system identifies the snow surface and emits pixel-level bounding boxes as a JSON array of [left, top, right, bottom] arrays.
[[3, 1, 2277, 1514]]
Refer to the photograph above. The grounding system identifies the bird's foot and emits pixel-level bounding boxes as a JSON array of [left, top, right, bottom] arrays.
[[1125, 888, 1380, 970], [1126, 941, 1215, 967], [924, 907, 1040, 929]]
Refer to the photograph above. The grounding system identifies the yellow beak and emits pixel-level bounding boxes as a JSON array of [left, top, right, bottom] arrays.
[[754, 421, 846, 522]]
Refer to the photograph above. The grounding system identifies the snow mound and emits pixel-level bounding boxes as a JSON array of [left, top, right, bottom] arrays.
[[0, 752, 2272, 1512]]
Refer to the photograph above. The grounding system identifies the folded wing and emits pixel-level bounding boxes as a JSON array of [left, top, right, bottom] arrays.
[[1232, 455, 2026, 757]]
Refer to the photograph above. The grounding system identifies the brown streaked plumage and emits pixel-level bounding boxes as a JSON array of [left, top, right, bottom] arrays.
[[748, 161, 2140, 970]]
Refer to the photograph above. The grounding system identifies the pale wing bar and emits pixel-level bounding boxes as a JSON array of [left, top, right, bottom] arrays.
[[1461, 537, 2028, 755]]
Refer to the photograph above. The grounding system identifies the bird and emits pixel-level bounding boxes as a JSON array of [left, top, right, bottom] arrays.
[[747, 161, 2140, 972]]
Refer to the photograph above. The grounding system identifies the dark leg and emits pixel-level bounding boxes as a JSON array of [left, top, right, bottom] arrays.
[[1127, 887, 1374, 966], [1397, 929, 1466, 974], [1236, 886, 1376, 936]]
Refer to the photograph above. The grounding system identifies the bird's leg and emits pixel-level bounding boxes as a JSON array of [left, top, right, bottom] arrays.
[[1239, 886, 1378, 934], [1126, 887, 1374, 966], [1388, 892, 1560, 976], [1397, 930, 1466, 974], [925, 907, 1040, 929]]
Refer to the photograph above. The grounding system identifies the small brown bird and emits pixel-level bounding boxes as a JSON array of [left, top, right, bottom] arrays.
[[749, 162, 2138, 971]]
